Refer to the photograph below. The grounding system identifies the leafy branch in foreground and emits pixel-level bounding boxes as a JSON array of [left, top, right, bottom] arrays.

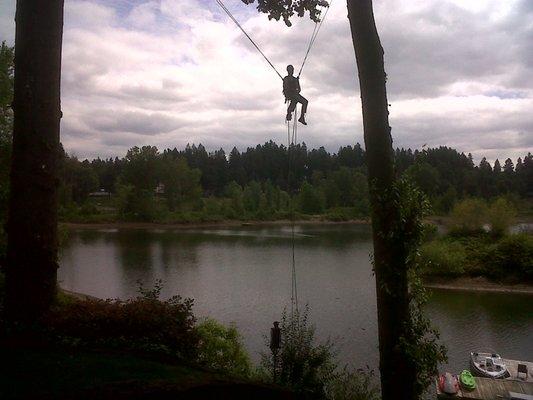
[[393, 178, 448, 396]]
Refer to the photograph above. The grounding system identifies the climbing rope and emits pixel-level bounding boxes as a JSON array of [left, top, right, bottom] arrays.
[[287, 105, 299, 314], [215, 0, 332, 81], [297, 0, 333, 78], [215, 0, 283, 79]]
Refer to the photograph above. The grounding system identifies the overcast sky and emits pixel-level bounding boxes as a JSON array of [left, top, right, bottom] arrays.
[[1, 0, 532, 163]]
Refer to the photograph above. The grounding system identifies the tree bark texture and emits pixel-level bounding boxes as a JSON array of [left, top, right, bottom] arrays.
[[5, 0, 64, 322], [346, 1, 416, 399]]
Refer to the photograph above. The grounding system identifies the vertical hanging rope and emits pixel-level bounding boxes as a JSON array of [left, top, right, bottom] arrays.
[[287, 105, 299, 315]]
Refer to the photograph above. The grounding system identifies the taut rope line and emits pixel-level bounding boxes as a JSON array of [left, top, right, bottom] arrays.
[[215, 0, 283, 79]]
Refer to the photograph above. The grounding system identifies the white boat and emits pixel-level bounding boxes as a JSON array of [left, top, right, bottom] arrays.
[[470, 352, 508, 379]]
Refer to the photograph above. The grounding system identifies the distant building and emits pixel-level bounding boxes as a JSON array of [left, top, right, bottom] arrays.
[[88, 189, 111, 198]]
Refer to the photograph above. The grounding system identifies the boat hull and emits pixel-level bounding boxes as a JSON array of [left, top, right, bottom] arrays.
[[470, 352, 508, 379]]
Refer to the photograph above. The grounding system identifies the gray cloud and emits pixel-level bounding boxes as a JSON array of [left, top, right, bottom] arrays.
[[87, 110, 187, 135], [0, 0, 531, 163]]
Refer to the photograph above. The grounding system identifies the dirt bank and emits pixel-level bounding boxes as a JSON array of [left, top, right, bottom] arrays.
[[424, 276, 533, 295]]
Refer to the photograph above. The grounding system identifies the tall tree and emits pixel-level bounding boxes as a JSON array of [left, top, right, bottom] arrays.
[[346, 1, 419, 398], [5, 1, 65, 321], [493, 159, 501, 174]]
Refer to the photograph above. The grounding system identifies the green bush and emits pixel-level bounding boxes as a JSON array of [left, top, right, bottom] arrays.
[[261, 307, 379, 399], [449, 198, 488, 234], [196, 318, 251, 377], [419, 240, 467, 276], [488, 197, 516, 236], [43, 285, 199, 360], [261, 307, 336, 397], [485, 234, 533, 279], [421, 232, 533, 280]]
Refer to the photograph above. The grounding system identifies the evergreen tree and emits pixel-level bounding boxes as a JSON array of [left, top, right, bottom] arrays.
[[493, 159, 501, 174]]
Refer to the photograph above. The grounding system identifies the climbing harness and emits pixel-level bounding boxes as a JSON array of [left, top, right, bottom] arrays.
[[215, 0, 332, 80]]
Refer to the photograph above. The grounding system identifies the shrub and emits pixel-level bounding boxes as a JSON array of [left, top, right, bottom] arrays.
[[324, 367, 380, 400], [485, 234, 533, 279], [261, 307, 336, 397], [419, 240, 467, 276], [196, 318, 251, 377], [43, 283, 199, 360], [260, 307, 379, 399], [488, 197, 516, 236], [450, 198, 488, 234]]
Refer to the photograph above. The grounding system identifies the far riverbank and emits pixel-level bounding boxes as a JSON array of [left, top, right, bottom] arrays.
[[61, 218, 370, 231]]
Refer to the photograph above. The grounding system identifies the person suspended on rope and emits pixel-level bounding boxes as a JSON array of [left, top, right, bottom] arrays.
[[283, 65, 308, 125]]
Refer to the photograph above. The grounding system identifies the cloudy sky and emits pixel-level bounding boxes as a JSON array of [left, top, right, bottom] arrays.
[[1, 0, 532, 162]]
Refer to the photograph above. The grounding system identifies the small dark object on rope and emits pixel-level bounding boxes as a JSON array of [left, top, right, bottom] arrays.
[[270, 321, 281, 382], [270, 321, 281, 353]]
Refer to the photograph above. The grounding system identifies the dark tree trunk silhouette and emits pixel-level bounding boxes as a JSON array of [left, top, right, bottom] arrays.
[[347, 1, 416, 399], [5, 0, 64, 322]]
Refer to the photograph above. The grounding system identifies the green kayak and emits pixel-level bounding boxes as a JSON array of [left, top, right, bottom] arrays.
[[460, 370, 476, 391]]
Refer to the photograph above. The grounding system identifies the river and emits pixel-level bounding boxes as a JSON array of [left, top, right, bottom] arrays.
[[59, 224, 533, 373]]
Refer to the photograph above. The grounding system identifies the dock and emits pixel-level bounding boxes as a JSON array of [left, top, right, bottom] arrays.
[[437, 359, 533, 399]]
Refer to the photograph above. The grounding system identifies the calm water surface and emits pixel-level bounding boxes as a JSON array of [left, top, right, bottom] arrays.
[[59, 224, 533, 371]]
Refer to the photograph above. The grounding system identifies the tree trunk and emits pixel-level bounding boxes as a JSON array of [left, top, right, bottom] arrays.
[[346, 1, 416, 399], [5, 0, 64, 323]]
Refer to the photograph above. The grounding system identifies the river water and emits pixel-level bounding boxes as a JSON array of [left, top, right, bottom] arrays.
[[59, 224, 533, 373]]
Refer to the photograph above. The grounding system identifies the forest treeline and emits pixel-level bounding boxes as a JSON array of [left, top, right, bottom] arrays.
[[56, 142, 533, 222], [1, 40, 531, 224]]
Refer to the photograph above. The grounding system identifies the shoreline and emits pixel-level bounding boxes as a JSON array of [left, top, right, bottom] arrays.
[[61, 219, 371, 230], [60, 280, 533, 302], [424, 277, 533, 295], [60, 215, 533, 231]]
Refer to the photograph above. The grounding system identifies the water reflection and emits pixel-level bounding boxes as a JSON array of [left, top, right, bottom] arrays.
[[427, 290, 533, 368], [59, 224, 533, 371]]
